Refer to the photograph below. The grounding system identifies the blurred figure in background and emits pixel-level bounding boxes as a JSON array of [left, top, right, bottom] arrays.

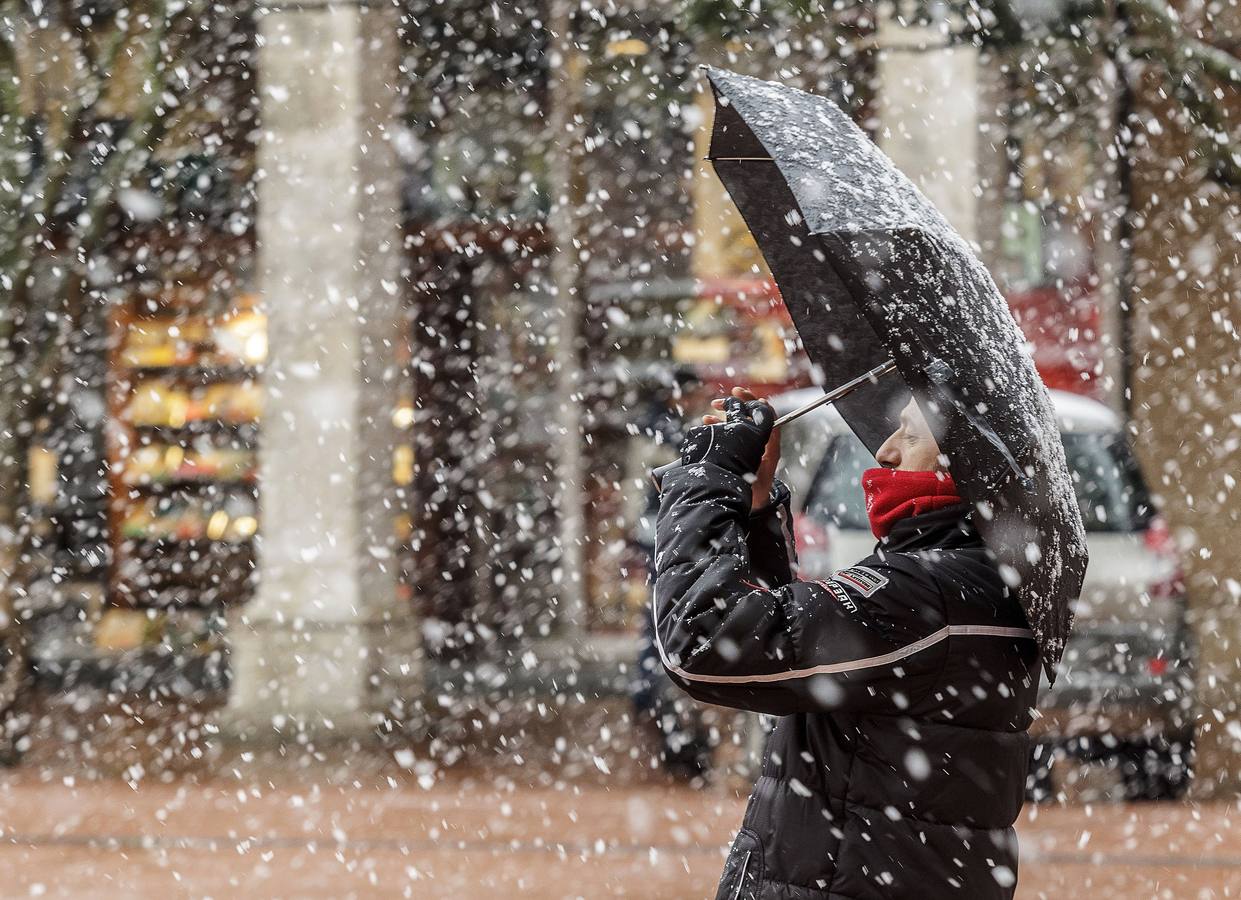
[[629, 369, 714, 781]]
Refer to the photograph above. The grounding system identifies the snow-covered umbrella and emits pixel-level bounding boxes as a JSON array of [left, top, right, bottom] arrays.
[[702, 66, 1087, 679]]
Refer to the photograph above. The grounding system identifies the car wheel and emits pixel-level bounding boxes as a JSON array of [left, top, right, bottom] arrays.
[[1121, 739, 1192, 801]]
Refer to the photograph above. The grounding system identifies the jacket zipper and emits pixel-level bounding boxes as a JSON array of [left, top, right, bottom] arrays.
[[732, 850, 752, 900]]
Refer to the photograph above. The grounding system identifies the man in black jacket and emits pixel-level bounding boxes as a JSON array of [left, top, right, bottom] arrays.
[[653, 388, 1040, 899]]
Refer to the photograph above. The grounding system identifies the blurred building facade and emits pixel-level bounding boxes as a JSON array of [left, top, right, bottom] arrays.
[[5, 1, 1240, 789]]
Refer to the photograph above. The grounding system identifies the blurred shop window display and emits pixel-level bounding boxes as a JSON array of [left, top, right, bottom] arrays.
[[92, 290, 268, 654]]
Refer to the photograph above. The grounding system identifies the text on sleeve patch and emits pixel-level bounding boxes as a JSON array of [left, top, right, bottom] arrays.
[[830, 565, 889, 597]]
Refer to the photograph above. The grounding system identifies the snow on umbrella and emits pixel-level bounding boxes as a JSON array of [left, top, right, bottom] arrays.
[[703, 66, 1087, 679]]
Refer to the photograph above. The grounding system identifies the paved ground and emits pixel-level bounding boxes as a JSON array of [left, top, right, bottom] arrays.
[[0, 690, 1233, 897], [1, 766, 1241, 898]]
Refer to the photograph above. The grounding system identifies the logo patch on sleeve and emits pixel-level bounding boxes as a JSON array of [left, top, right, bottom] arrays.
[[830, 565, 889, 597], [816, 579, 859, 615]]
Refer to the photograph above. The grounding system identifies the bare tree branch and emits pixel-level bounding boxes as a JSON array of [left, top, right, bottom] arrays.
[[1120, 0, 1241, 190], [1124, 0, 1241, 85]]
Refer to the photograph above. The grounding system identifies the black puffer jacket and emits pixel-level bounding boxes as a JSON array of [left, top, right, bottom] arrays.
[[653, 463, 1040, 899]]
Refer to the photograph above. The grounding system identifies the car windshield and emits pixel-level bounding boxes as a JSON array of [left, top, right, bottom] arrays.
[[1062, 432, 1154, 531], [803, 437, 871, 530], [803, 430, 1154, 533]]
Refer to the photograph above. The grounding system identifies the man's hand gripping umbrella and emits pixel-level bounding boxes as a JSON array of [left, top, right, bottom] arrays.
[[649, 359, 898, 492]]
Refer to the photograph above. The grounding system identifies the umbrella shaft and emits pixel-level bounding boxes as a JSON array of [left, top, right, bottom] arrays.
[[773, 359, 897, 428]]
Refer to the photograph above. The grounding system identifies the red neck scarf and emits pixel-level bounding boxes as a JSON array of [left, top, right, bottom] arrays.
[[861, 468, 962, 539]]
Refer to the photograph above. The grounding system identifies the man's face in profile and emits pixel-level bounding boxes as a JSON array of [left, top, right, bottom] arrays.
[[875, 397, 945, 473]]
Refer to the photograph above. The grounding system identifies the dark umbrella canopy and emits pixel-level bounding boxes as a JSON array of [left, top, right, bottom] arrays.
[[704, 66, 1087, 679]]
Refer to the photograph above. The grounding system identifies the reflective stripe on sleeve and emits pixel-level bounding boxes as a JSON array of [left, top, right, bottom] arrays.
[[652, 616, 1034, 686]]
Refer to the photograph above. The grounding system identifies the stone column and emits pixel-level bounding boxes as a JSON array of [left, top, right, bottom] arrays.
[[875, 21, 981, 245], [546, 0, 588, 635], [224, 2, 416, 739]]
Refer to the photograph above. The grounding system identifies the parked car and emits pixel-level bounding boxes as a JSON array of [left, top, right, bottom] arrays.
[[772, 387, 1195, 799]]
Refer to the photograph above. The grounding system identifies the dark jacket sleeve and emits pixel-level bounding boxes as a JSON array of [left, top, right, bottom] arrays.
[[653, 462, 948, 716], [746, 479, 796, 588]]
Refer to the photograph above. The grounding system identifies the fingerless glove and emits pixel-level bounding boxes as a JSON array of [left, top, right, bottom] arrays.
[[678, 397, 774, 477]]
